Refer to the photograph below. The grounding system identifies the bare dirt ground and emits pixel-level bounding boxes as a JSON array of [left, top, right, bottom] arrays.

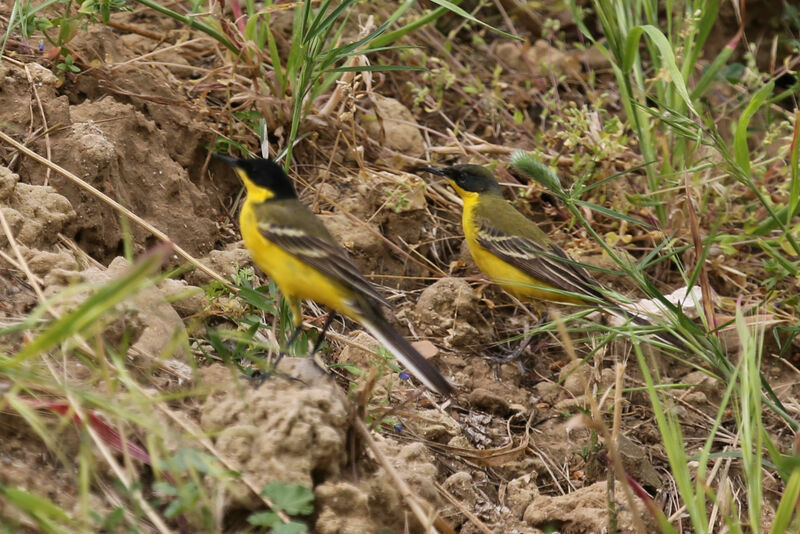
[[1, 2, 798, 533]]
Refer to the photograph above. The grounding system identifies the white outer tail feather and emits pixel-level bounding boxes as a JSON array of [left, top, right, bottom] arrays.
[[361, 317, 452, 395]]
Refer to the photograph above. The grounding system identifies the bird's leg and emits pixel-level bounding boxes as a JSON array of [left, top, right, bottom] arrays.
[[247, 321, 303, 388], [248, 304, 305, 388], [491, 311, 549, 378], [310, 311, 337, 355], [506, 333, 535, 362]]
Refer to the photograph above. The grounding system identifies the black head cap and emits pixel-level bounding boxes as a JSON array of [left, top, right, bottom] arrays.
[[417, 164, 502, 194], [215, 155, 297, 200]]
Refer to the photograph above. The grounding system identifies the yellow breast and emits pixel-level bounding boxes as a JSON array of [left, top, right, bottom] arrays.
[[461, 196, 578, 304], [239, 201, 355, 317]]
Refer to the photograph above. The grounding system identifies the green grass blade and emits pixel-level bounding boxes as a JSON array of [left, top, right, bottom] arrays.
[[264, 21, 286, 95], [638, 25, 697, 116], [622, 26, 643, 73], [733, 80, 774, 177], [691, 0, 721, 62], [690, 40, 736, 100], [787, 111, 800, 224], [428, 0, 521, 41], [132, 0, 240, 55], [326, 65, 425, 73], [736, 303, 765, 531], [636, 343, 709, 530], [342, 44, 422, 56], [9, 248, 167, 365], [771, 469, 800, 534], [369, 2, 456, 49], [305, 0, 358, 42], [682, 0, 721, 80], [0, 484, 74, 533], [317, 4, 412, 72], [574, 199, 654, 228]]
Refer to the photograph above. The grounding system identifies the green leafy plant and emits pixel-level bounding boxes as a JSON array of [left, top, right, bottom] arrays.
[[139, 0, 515, 168], [4, 0, 131, 70], [247, 482, 315, 533]]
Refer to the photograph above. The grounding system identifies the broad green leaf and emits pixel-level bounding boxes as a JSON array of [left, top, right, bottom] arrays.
[[273, 522, 309, 534], [261, 482, 314, 515], [247, 511, 282, 527], [621, 26, 643, 73], [238, 286, 278, 313]]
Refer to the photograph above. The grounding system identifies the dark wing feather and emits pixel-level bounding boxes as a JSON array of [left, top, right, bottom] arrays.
[[476, 222, 604, 302], [259, 222, 390, 309], [477, 217, 687, 351]]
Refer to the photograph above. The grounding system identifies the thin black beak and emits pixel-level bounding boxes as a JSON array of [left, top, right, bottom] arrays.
[[415, 166, 448, 177], [212, 153, 241, 167]]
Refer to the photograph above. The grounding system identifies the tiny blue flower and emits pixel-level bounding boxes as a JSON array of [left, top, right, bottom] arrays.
[[399, 371, 410, 381]]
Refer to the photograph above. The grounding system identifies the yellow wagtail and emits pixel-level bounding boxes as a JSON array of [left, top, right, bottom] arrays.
[[218, 156, 453, 395], [417, 163, 683, 350]]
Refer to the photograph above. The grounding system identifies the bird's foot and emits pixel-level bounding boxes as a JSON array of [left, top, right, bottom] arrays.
[[243, 352, 308, 388], [486, 336, 536, 380]]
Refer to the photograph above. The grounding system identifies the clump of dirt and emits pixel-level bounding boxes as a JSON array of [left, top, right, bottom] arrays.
[[320, 213, 385, 273], [67, 25, 215, 175], [337, 330, 381, 368], [415, 277, 491, 347], [0, 164, 77, 318], [313, 439, 445, 533], [42, 256, 191, 381], [157, 277, 208, 319], [402, 407, 461, 443], [494, 39, 583, 79], [197, 366, 445, 531], [359, 439, 445, 532], [0, 271, 37, 318], [199, 367, 351, 505], [523, 480, 657, 533], [0, 166, 75, 249], [359, 94, 426, 159], [33, 97, 219, 261], [184, 242, 251, 286], [313, 481, 376, 533], [0, 62, 68, 141], [2, 32, 229, 264], [505, 473, 540, 519], [314, 169, 431, 290], [21, 247, 79, 278]]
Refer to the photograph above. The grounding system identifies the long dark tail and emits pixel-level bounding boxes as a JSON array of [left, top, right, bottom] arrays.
[[360, 314, 453, 396]]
